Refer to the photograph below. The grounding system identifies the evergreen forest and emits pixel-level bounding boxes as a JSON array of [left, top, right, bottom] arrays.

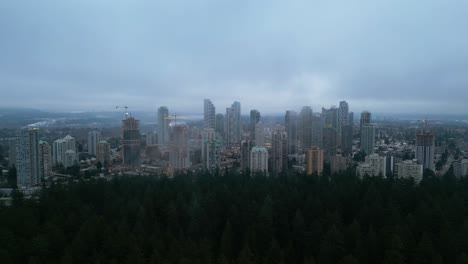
[[2, 169, 468, 264]]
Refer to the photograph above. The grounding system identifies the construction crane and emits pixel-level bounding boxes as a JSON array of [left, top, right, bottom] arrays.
[[164, 114, 178, 126], [116, 105, 130, 119]]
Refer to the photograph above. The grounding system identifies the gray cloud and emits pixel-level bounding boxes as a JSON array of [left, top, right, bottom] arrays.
[[1, 0, 468, 115]]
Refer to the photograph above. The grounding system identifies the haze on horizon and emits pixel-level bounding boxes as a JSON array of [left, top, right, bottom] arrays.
[[1, 0, 467, 115]]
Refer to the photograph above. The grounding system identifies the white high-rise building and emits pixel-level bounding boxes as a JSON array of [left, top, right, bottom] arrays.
[[53, 139, 66, 166], [204, 99, 216, 129], [63, 135, 76, 153], [158, 106, 169, 145], [361, 124, 375, 155], [53, 135, 76, 167], [16, 128, 40, 188], [225, 101, 241, 145], [338, 101, 349, 129], [88, 130, 101, 156], [396, 160, 423, 183], [415, 133, 435, 171], [250, 146, 268, 175], [254, 123, 265, 147]]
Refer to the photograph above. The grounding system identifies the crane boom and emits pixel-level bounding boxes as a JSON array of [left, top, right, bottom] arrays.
[[116, 105, 130, 119]]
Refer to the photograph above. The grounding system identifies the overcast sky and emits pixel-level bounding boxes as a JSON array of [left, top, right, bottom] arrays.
[[1, 0, 467, 115]]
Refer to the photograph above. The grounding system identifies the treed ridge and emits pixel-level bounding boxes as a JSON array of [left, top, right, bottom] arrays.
[[1, 170, 468, 264]]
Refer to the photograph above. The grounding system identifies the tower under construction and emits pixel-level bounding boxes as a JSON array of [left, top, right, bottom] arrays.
[[122, 117, 141, 166]]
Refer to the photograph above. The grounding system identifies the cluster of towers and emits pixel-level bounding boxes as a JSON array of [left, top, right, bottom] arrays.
[[202, 99, 365, 176], [13, 128, 112, 188], [12, 99, 437, 188], [282, 101, 355, 175]]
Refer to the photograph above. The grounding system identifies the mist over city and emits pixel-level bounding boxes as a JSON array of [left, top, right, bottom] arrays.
[[1, 0, 468, 114]]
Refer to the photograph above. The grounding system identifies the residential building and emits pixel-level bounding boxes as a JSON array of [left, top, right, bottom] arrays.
[[225, 101, 241, 145], [16, 128, 40, 188], [323, 126, 337, 159], [254, 123, 265, 147], [453, 159, 468, 178], [97, 140, 111, 165], [341, 125, 353, 155], [64, 150, 76, 168], [241, 140, 253, 170], [299, 106, 313, 150], [215, 113, 225, 139], [348, 112, 354, 126], [285, 110, 298, 154], [330, 155, 348, 174], [338, 101, 349, 131], [202, 128, 221, 171], [38, 141, 52, 179], [53, 135, 76, 167], [204, 99, 216, 129], [158, 106, 169, 145], [52, 139, 66, 166], [250, 146, 268, 175], [270, 129, 288, 175], [306, 147, 324, 175], [360, 111, 371, 133], [415, 133, 435, 171], [311, 114, 323, 149], [87, 130, 101, 156], [361, 124, 375, 155], [395, 159, 423, 183], [357, 153, 387, 177], [250, 109, 261, 141], [7, 138, 16, 167], [146, 131, 158, 146]]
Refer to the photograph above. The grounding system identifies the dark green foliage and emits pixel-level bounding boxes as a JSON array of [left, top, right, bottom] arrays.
[[96, 161, 102, 173], [7, 165, 17, 188], [1, 171, 468, 263]]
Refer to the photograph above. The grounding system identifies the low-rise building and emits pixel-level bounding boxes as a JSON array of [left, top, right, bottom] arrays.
[[395, 159, 423, 183], [356, 153, 387, 178], [453, 159, 468, 178]]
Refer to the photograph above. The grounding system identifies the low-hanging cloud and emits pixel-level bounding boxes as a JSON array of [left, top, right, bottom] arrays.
[[1, 0, 467, 115]]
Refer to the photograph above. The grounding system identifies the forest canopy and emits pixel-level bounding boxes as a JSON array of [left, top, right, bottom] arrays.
[[1, 170, 468, 264]]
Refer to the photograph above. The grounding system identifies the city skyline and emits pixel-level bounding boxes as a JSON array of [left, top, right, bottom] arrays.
[[1, 1, 468, 115]]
